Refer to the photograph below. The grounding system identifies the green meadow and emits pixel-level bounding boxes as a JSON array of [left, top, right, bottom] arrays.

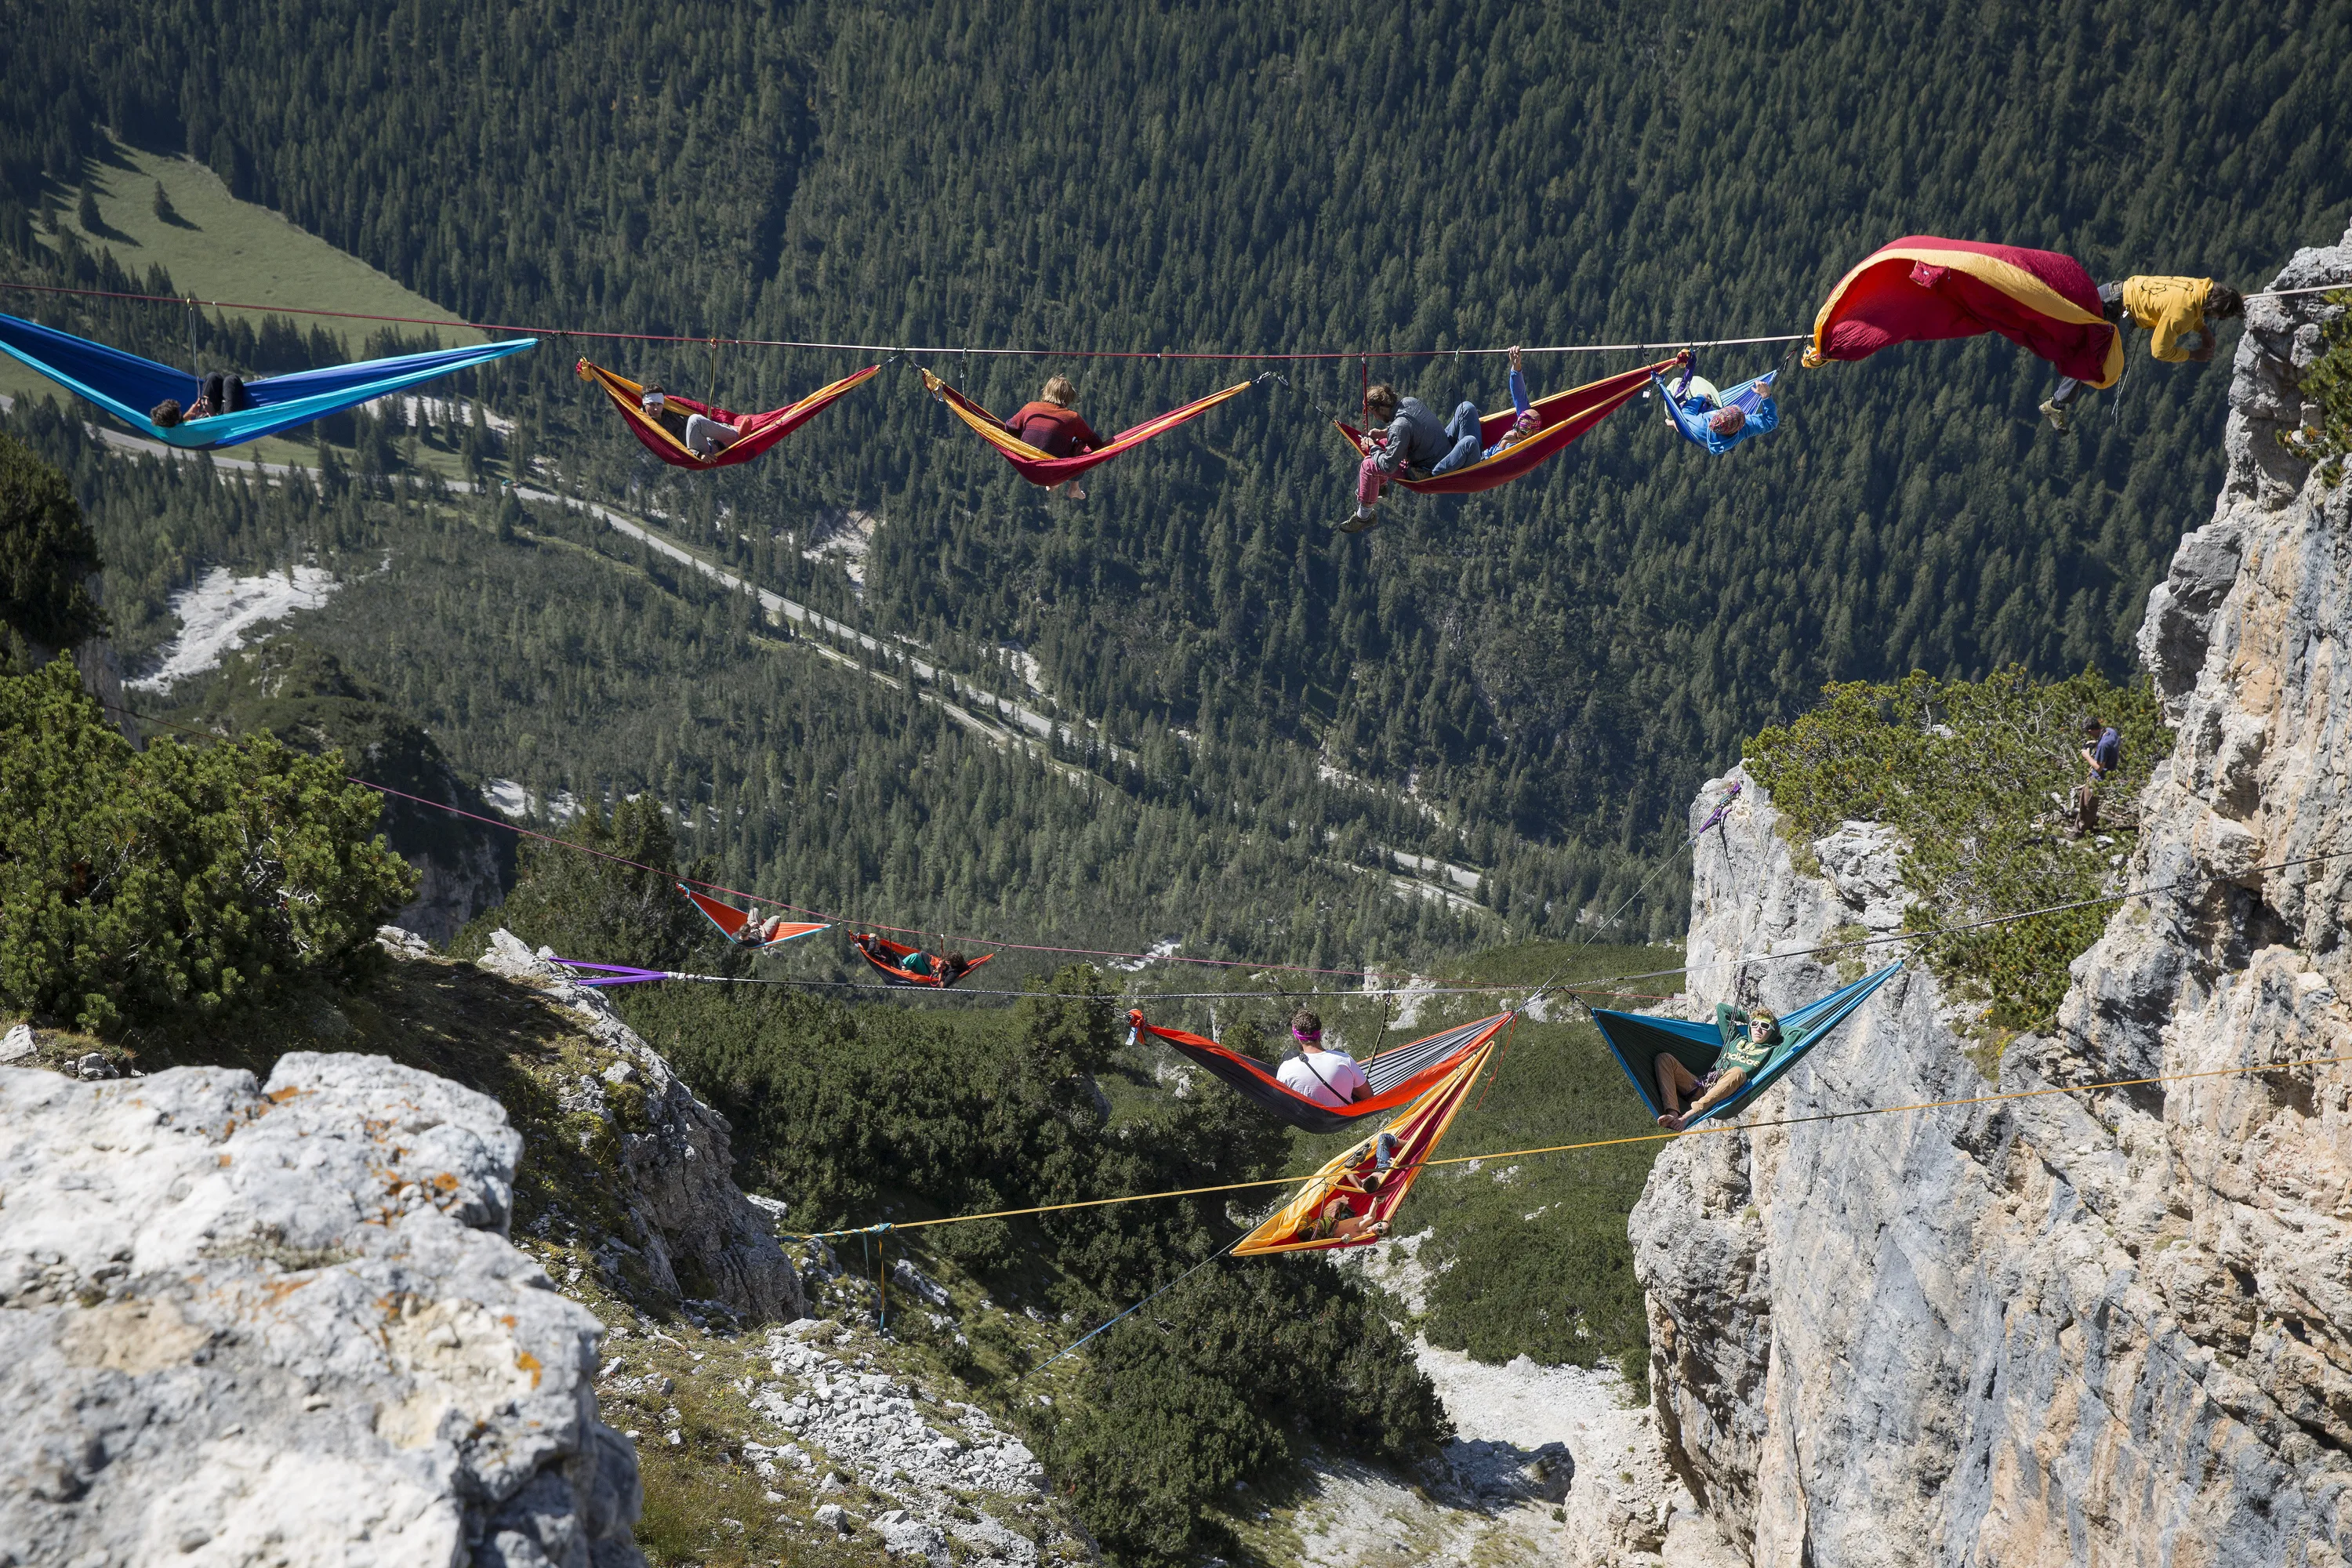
[[1, 134, 483, 467]]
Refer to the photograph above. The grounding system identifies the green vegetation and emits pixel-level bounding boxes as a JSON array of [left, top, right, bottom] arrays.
[[0, 428, 103, 658], [9, 4, 2347, 938], [0, 655, 414, 1030], [2286, 288, 2352, 486], [1747, 667, 2165, 1029], [1045, 1264, 1447, 1566]]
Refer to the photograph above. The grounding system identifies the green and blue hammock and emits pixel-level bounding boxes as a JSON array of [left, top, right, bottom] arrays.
[[1585, 962, 1904, 1127], [0, 311, 535, 449]]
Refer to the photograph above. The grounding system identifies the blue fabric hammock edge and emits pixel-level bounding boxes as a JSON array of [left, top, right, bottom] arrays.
[[1653, 367, 1780, 455], [0, 311, 535, 450], [1586, 961, 1904, 1128]]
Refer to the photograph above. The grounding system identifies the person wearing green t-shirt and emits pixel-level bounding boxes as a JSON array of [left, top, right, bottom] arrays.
[[1655, 1003, 1781, 1131]]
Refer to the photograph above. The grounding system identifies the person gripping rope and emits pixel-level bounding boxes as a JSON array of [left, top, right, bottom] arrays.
[[2041, 277, 2244, 432]]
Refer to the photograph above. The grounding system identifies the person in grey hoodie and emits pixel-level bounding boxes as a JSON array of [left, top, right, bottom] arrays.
[[1341, 380, 1484, 532]]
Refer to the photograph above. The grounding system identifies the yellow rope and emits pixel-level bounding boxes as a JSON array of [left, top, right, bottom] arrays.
[[798, 1050, 2352, 1237]]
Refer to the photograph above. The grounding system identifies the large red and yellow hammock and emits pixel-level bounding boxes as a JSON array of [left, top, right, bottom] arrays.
[[920, 368, 1256, 485], [1232, 1031, 1497, 1256], [1804, 237, 2123, 387], [578, 358, 880, 469], [1334, 357, 1682, 495]]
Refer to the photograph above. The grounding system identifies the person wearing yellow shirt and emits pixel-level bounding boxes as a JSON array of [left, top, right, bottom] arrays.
[[2040, 276, 2244, 432]]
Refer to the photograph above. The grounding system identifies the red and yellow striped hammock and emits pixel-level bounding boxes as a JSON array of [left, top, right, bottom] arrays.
[[920, 368, 1256, 485], [579, 358, 879, 469], [1334, 357, 1679, 494]]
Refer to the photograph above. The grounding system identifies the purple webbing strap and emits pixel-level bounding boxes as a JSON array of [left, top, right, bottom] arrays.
[[549, 959, 673, 987]]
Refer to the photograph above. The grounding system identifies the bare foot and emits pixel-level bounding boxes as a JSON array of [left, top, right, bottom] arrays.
[[1657, 1112, 1686, 1131]]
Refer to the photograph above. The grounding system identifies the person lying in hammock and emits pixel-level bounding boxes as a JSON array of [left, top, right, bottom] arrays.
[[1342, 351, 1539, 532], [1000, 376, 1102, 501], [1654, 1002, 1780, 1131], [1301, 1137, 1399, 1243], [640, 383, 742, 459], [853, 931, 975, 985], [1663, 362, 1765, 440], [737, 913, 802, 947], [151, 371, 252, 428]]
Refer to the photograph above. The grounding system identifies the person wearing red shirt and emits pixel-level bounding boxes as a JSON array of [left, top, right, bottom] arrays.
[[1000, 375, 1102, 500]]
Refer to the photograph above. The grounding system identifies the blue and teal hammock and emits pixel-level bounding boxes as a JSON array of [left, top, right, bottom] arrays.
[[0, 311, 535, 449], [1652, 366, 1780, 455], [1585, 962, 1903, 1127]]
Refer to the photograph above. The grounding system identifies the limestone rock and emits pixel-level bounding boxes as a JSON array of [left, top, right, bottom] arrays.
[[1631, 227, 2352, 1566], [0, 1053, 643, 1566], [476, 929, 805, 1323]]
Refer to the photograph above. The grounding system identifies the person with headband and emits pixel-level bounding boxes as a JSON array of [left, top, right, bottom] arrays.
[[1342, 347, 1539, 532], [1275, 1008, 1370, 1109]]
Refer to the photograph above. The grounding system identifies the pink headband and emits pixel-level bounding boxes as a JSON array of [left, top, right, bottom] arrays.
[[1292, 1026, 1321, 1044]]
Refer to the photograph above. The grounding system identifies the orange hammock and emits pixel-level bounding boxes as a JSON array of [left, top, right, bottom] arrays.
[[919, 368, 1257, 485], [851, 933, 996, 989], [1334, 357, 1681, 494], [578, 358, 879, 468], [678, 885, 829, 949], [1232, 1035, 1496, 1257]]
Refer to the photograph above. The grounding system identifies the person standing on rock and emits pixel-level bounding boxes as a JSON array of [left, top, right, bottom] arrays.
[[2039, 277, 2245, 432], [2074, 717, 2122, 836], [1654, 1003, 1780, 1130], [1276, 1010, 1371, 1108]]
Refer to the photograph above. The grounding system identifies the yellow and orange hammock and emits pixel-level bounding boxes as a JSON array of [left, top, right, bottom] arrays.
[[1334, 357, 1682, 494], [919, 368, 1257, 485], [1232, 1029, 1499, 1257], [578, 358, 880, 469]]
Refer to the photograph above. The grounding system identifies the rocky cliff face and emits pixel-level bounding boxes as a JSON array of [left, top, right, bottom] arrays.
[[473, 930, 806, 1324], [1632, 229, 2352, 1567], [0, 1051, 644, 1566]]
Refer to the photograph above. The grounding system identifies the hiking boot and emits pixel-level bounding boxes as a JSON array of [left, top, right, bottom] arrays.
[[2038, 399, 2071, 434], [1336, 510, 1381, 534]]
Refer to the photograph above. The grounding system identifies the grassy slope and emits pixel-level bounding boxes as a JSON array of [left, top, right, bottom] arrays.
[[2, 133, 483, 469]]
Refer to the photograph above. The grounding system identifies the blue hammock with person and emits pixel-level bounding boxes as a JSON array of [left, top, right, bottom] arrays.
[[0, 310, 535, 450], [1653, 362, 1780, 456], [1585, 962, 1904, 1128]]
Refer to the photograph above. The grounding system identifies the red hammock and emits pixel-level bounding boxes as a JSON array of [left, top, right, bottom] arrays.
[[677, 885, 829, 949], [579, 358, 879, 469], [920, 368, 1257, 485], [1804, 237, 2123, 387], [852, 933, 996, 988], [1334, 358, 1680, 495]]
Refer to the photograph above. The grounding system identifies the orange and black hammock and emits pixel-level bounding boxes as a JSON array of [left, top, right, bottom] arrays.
[[920, 368, 1257, 485], [852, 933, 996, 989], [678, 885, 829, 949], [1334, 357, 1682, 494], [578, 358, 880, 468], [1232, 1038, 1494, 1256], [1127, 1008, 1513, 1134]]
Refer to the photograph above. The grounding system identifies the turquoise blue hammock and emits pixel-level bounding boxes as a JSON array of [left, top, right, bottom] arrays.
[[0, 312, 535, 450], [1586, 962, 1903, 1127]]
